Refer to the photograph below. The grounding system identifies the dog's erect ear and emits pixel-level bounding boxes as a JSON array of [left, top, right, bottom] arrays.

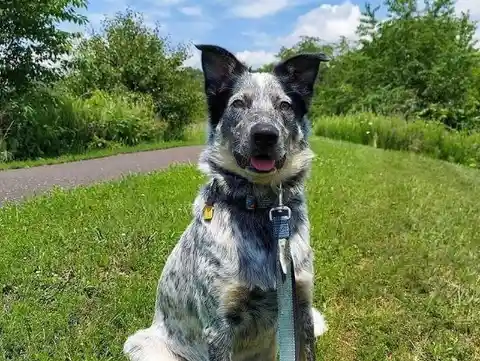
[[195, 44, 248, 94], [195, 44, 248, 129], [273, 53, 329, 107]]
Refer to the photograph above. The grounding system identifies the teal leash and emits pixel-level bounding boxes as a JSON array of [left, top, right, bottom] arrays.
[[270, 184, 299, 361]]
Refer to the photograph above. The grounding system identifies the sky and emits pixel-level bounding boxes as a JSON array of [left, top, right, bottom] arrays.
[[68, 0, 480, 69]]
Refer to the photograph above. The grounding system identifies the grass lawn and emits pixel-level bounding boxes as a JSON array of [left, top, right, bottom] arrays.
[[1, 138, 479, 360], [0, 123, 206, 171]]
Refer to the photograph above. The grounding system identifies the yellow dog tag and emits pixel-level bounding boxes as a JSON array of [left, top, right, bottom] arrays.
[[203, 205, 214, 221]]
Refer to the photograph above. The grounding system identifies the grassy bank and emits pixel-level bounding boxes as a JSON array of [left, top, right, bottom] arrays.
[[314, 113, 480, 168], [1, 138, 479, 360]]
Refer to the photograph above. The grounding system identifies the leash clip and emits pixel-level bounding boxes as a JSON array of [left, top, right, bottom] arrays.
[[270, 183, 292, 275], [269, 206, 291, 221], [269, 183, 291, 221]]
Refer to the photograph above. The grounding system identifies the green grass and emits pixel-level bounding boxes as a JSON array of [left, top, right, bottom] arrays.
[[314, 112, 480, 169], [1, 138, 479, 360], [0, 123, 206, 171]]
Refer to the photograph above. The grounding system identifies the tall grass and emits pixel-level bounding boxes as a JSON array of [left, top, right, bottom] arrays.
[[1, 87, 167, 161], [314, 113, 480, 168], [72, 90, 163, 149]]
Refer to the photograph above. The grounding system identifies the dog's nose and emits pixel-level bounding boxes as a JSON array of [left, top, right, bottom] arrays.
[[251, 123, 279, 149]]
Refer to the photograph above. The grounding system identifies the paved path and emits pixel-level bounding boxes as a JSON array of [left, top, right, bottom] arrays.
[[0, 146, 204, 207]]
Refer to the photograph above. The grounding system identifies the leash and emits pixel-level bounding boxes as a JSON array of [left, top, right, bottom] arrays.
[[270, 184, 299, 361], [202, 179, 302, 360]]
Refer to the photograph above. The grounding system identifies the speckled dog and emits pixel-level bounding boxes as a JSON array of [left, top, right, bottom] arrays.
[[123, 44, 329, 361]]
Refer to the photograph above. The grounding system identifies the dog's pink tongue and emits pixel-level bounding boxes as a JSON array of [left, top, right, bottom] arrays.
[[250, 157, 275, 171]]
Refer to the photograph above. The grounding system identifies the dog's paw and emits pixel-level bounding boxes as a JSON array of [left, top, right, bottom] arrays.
[[311, 307, 328, 337], [124, 327, 170, 361]]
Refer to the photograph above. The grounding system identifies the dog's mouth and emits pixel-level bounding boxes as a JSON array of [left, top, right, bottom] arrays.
[[234, 152, 286, 173], [250, 156, 275, 172]]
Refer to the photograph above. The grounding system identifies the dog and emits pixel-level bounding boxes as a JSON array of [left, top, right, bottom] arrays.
[[123, 44, 329, 361]]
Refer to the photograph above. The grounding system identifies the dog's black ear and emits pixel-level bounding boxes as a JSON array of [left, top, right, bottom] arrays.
[[273, 53, 329, 108], [195, 44, 248, 128], [195, 44, 248, 94]]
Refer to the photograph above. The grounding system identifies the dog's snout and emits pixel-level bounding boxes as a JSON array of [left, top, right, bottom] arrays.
[[251, 123, 279, 149]]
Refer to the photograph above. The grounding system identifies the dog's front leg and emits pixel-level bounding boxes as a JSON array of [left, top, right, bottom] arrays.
[[295, 270, 317, 361], [298, 303, 316, 361], [204, 321, 233, 361]]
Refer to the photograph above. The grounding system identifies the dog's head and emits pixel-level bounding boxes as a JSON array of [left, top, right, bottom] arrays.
[[196, 44, 328, 185]]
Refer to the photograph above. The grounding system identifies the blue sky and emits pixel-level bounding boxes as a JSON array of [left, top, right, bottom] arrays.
[[69, 0, 479, 68]]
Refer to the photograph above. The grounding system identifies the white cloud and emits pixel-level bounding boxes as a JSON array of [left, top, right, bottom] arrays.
[[455, 0, 480, 40], [229, 0, 290, 18], [235, 50, 277, 68], [241, 31, 275, 48], [180, 6, 203, 16], [455, 0, 480, 18], [281, 1, 361, 46], [147, 9, 172, 19], [185, 1, 361, 69], [183, 50, 201, 68], [149, 0, 185, 4], [226, 0, 321, 18], [239, 1, 362, 49]]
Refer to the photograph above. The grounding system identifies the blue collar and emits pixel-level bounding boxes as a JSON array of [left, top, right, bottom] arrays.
[[205, 179, 277, 211]]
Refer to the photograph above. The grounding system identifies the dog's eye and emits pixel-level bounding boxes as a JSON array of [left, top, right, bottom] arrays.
[[279, 101, 292, 111], [232, 99, 245, 109]]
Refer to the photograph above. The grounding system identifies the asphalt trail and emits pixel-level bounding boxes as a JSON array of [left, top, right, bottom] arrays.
[[0, 146, 203, 207]]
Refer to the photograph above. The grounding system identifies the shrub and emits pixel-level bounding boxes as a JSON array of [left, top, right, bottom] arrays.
[[73, 89, 162, 147], [0, 85, 162, 160], [314, 113, 480, 168]]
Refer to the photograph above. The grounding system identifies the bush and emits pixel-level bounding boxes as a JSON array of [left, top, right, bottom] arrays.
[[314, 113, 480, 168], [0, 85, 163, 160], [65, 10, 205, 141], [73, 89, 162, 148]]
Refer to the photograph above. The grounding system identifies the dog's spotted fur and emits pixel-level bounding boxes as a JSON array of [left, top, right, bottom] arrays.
[[124, 44, 329, 361]]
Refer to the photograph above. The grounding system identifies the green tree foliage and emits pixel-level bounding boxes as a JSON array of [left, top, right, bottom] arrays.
[[65, 9, 204, 139], [260, 0, 480, 130], [1, 0, 88, 160], [348, 0, 480, 129], [0, 0, 87, 100], [1, 5, 205, 161]]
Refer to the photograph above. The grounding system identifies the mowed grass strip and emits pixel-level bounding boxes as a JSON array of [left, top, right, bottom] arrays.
[[0, 139, 199, 171], [1, 138, 479, 361]]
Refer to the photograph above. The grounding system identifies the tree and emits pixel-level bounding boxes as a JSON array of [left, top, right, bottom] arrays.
[[66, 9, 204, 139], [0, 0, 87, 100], [257, 36, 336, 72], [303, 0, 480, 128]]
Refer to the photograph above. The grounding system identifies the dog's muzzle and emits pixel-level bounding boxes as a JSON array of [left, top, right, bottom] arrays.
[[234, 123, 286, 173]]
